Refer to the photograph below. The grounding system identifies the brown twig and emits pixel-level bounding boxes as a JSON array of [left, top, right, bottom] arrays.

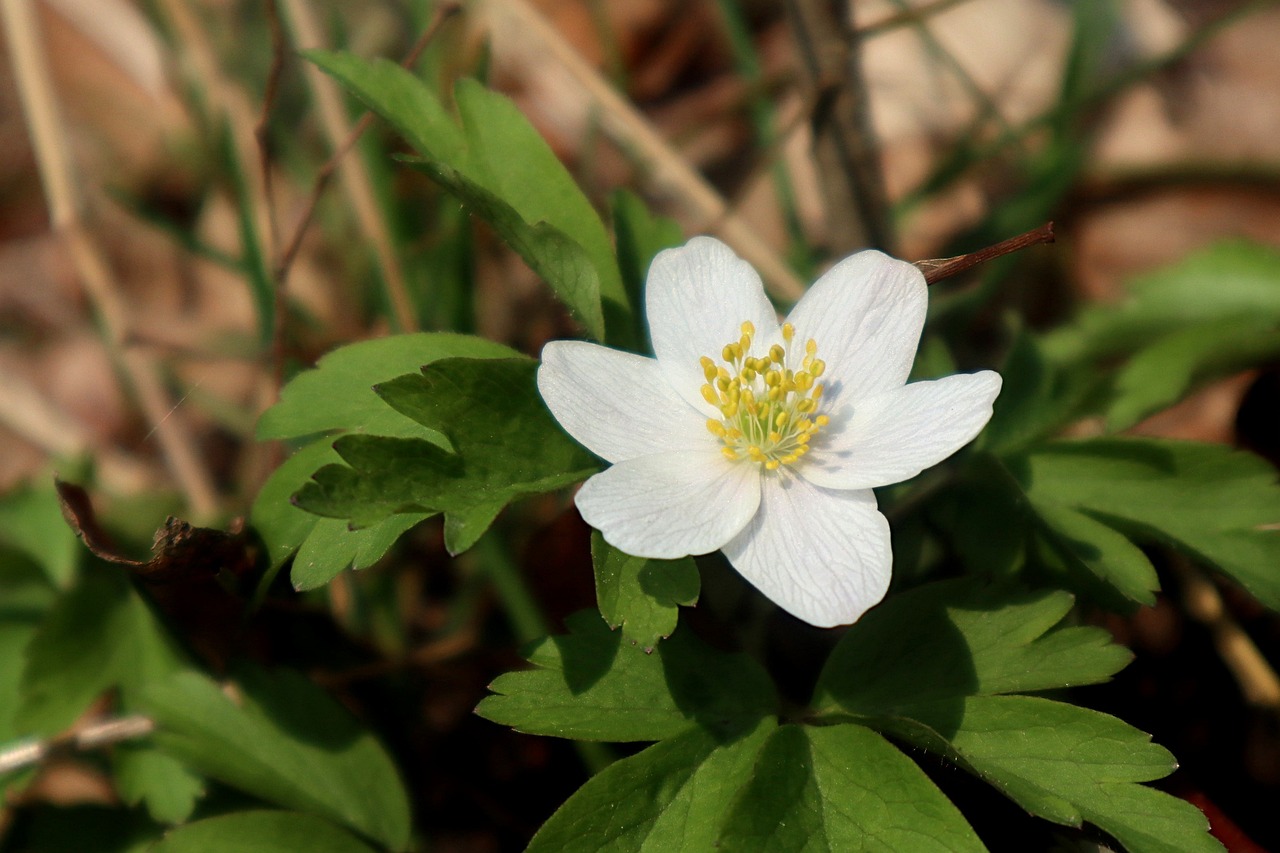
[[1171, 558, 1280, 712], [914, 221, 1055, 285]]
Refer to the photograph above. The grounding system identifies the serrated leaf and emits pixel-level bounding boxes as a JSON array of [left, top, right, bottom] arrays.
[[814, 580, 1130, 717], [1107, 316, 1280, 431], [717, 723, 986, 852], [1015, 438, 1280, 609], [16, 568, 185, 736], [883, 696, 1222, 853], [112, 742, 204, 824], [1044, 240, 1280, 365], [149, 811, 380, 853], [250, 439, 428, 585], [1031, 500, 1159, 607], [256, 332, 516, 441], [592, 532, 699, 651], [305, 51, 631, 345], [528, 718, 775, 852], [141, 669, 410, 851], [294, 358, 598, 537], [476, 610, 775, 742]]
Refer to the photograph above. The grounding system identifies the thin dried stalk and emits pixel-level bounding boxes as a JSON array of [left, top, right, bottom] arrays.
[[2, 0, 219, 520], [486, 0, 807, 302], [276, 0, 460, 332], [1173, 558, 1280, 712]]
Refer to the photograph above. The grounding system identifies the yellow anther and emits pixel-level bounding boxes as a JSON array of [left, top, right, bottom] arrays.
[[739, 334, 751, 352], [765, 370, 782, 387], [741, 320, 755, 337], [797, 418, 813, 431], [806, 339, 817, 356], [775, 411, 789, 427], [742, 367, 757, 382], [797, 398, 815, 414], [768, 431, 782, 444], [747, 446, 765, 460], [722, 343, 737, 363], [794, 372, 813, 391], [722, 402, 739, 418], [764, 459, 780, 471], [716, 377, 730, 393], [810, 359, 826, 378], [769, 344, 785, 364], [812, 383, 825, 399], [815, 415, 830, 427], [701, 384, 719, 406], [782, 323, 795, 342], [706, 419, 727, 437], [768, 387, 782, 401], [722, 447, 739, 460], [727, 428, 743, 441], [780, 454, 797, 465]]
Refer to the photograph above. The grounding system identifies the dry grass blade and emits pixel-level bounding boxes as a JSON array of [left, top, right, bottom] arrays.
[[2, 0, 219, 520]]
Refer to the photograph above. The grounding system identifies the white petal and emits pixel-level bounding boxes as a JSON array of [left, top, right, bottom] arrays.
[[538, 341, 715, 464], [801, 371, 1002, 490], [576, 451, 761, 559], [784, 250, 926, 406], [647, 237, 781, 413], [722, 476, 890, 627]]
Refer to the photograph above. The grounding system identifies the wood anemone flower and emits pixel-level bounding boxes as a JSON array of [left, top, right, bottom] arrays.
[[538, 237, 1002, 627]]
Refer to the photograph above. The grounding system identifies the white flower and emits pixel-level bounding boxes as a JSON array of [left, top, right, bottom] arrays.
[[537, 237, 1001, 628]]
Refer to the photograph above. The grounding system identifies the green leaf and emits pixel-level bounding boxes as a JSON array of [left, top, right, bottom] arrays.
[[884, 696, 1222, 853], [1044, 240, 1280, 365], [305, 51, 630, 345], [0, 480, 79, 588], [1031, 500, 1159, 607], [256, 332, 516, 441], [294, 358, 598, 542], [149, 811, 380, 853], [592, 532, 699, 652], [527, 719, 775, 852], [1107, 315, 1280, 431], [814, 580, 1130, 717], [1014, 438, 1280, 609], [251, 439, 428, 586], [476, 610, 775, 742], [141, 669, 411, 851], [717, 723, 985, 852], [112, 742, 204, 824], [16, 568, 185, 736], [977, 329, 1098, 455]]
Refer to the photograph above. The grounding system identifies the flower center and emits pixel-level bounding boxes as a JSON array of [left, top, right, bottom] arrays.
[[699, 321, 829, 471]]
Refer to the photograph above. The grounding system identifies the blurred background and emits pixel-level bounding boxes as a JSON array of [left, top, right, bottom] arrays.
[[1, 0, 1278, 849]]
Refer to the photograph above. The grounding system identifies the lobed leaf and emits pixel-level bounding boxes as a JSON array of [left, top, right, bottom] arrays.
[[882, 696, 1222, 853], [1014, 438, 1280, 609], [592, 532, 699, 652], [527, 719, 775, 852], [294, 358, 598, 546], [716, 723, 986, 852], [305, 51, 630, 345], [476, 610, 775, 743], [256, 332, 516, 442], [814, 580, 1130, 717]]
